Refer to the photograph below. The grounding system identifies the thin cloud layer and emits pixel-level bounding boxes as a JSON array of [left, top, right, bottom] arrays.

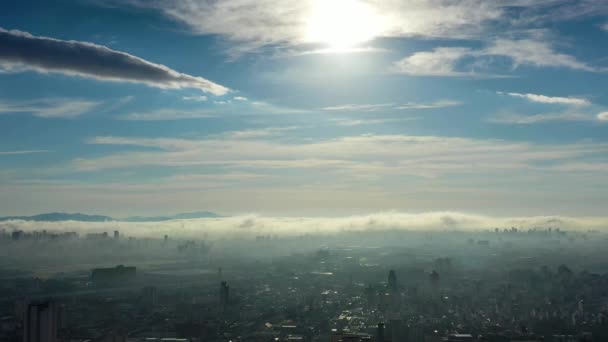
[[322, 100, 462, 112], [489, 112, 594, 125], [2, 212, 608, 239], [118, 109, 217, 121], [0, 150, 50, 156], [76, 134, 608, 177], [0, 28, 229, 95], [116, 0, 607, 53], [394, 39, 597, 76], [0, 98, 101, 118], [124, 0, 501, 50], [498, 92, 590, 106]]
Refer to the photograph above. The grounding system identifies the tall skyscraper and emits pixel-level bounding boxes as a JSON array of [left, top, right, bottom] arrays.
[[23, 301, 60, 342], [376, 322, 385, 342], [429, 270, 440, 296], [220, 281, 230, 307], [388, 270, 397, 291]]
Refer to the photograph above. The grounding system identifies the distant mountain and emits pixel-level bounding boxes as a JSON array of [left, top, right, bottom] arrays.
[[0, 212, 114, 222], [0, 211, 223, 222], [124, 211, 223, 222]]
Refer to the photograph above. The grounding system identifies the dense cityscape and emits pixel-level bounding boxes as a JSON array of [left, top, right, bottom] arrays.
[[1, 224, 606, 342]]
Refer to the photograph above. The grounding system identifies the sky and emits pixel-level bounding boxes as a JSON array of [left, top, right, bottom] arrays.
[[0, 0, 607, 218]]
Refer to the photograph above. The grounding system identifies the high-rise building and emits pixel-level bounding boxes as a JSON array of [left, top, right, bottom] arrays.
[[113, 230, 120, 240], [376, 323, 385, 342], [430, 270, 439, 286], [390, 319, 407, 342], [220, 281, 230, 307], [388, 270, 397, 291], [23, 301, 61, 342], [429, 270, 440, 296], [141, 286, 158, 308], [91, 265, 136, 285]]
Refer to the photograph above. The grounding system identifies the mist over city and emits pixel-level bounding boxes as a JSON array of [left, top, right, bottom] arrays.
[[2, 0, 608, 341]]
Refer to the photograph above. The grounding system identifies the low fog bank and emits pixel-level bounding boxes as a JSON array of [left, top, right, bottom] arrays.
[[2, 211, 607, 239]]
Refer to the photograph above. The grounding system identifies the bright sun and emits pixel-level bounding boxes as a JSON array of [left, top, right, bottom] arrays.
[[305, 0, 383, 51]]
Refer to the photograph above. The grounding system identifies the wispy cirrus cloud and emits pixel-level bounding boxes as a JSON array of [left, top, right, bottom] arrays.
[[330, 117, 418, 126], [322, 103, 394, 112], [118, 0, 502, 52], [77, 134, 608, 178], [0, 150, 51, 156], [396, 100, 463, 109], [224, 126, 300, 139], [488, 112, 594, 125], [485, 38, 595, 71], [323, 100, 462, 112], [0, 98, 101, 118], [182, 95, 208, 102], [0, 28, 229, 95], [118, 109, 217, 121], [497, 92, 590, 106], [394, 47, 476, 77], [108, 0, 607, 55], [394, 38, 598, 76]]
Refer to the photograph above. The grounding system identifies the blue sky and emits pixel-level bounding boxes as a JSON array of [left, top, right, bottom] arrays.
[[0, 0, 607, 217]]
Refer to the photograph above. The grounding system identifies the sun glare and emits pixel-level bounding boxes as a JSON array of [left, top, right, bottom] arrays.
[[305, 0, 384, 51]]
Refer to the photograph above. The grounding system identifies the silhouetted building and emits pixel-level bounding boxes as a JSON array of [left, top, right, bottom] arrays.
[[390, 319, 406, 342], [113, 230, 119, 240], [11, 230, 23, 241], [220, 281, 230, 307], [23, 301, 61, 342], [141, 286, 158, 308], [430, 270, 439, 289], [91, 265, 136, 285], [331, 333, 372, 342], [376, 322, 385, 342], [388, 270, 397, 291]]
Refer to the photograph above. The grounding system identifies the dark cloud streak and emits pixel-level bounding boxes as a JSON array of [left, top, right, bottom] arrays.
[[0, 28, 229, 95]]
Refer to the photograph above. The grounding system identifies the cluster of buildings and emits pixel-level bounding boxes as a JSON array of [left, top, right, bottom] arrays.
[[0, 228, 606, 341]]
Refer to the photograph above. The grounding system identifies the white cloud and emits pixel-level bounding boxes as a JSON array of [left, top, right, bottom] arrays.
[[233, 96, 248, 101], [3, 212, 608, 239], [0, 28, 229, 95], [602, 23, 608, 32], [111, 0, 607, 56], [498, 92, 590, 106], [121, 0, 503, 52], [182, 95, 208, 102], [322, 103, 394, 112], [489, 112, 594, 125], [395, 38, 597, 76], [397, 100, 463, 109], [598, 112, 608, 121], [485, 39, 595, 71], [393, 47, 474, 77], [118, 109, 217, 121], [0, 98, 101, 118], [224, 126, 300, 139], [77, 134, 608, 179], [331, 118, 418, 126], [323, 100, 462, 112], [0, 150, 50, 155]]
